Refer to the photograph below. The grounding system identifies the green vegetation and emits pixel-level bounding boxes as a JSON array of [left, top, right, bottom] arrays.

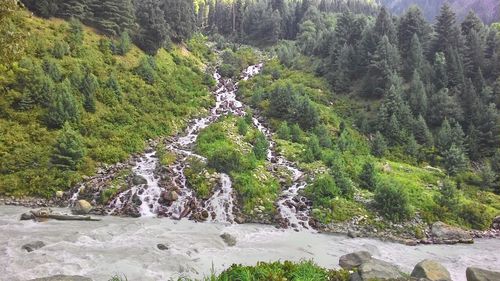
[[195, 116, 279, 217], [0, 12, 213, 197], [206, 261, 349, 281]]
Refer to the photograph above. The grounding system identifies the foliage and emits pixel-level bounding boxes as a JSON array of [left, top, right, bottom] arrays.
[[51, 123, 85, 171], [374, 180, 412, 222]]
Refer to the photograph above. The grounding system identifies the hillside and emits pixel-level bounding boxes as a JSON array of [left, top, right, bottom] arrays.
[[379, 0, 500, 23], [0, 10, 215, 197]]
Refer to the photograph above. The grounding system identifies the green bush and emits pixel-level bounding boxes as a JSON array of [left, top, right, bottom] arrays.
[[359, 162, 377, 191], [460, 202, 493, 230], [374, 180, 412, 222], [305, 175, 341, 207]]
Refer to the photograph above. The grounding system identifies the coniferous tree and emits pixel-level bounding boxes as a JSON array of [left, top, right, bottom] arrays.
[[432, 3, 461, 57], [66, 18, 84, 56], [373, 6, 397, 44], [51, 122, 85, 171], [407, 71, 427, 117], [57, 0, 88, 20], [359, 162, 377, 191], [366, 35, 400, 97], [403, 34, 424, 80], [333, 44, 355, 92], [397, 6, 429, 61], [45, 80, 80, 129], [372, 131, 387, 158], [413, 114, 433, 146], [461, 11, 483, 37], [80, 70, 98, 113], [444, 144, 468, 175], [161, 0, 196, 42], [89, 0, 135, 36]]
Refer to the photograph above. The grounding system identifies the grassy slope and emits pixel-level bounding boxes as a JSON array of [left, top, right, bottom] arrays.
[[0, 13, 213, 197], [237, 58, 500, 230]]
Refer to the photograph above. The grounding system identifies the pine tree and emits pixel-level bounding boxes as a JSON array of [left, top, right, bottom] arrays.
[[403, 34, 424, 80], [66, 18, 84, 56], [372, 131, 387, 158], [45, 80, 80, 129], [463, 30, 484, 79], [413, 115, 433, 146], [405, 134, 420, 159], [407, 71, 427, 117], [114, 31, 131, 55], [333, 44, 355, 93], [444, 144, 468, 175], [435, 179, 460, 213], [80, 70, 98, 113], [161, 0, 196, 42], [433, 52, 448, 90], [57, 0, 88, 20], [51, 122, 85, 171], [253, 132, 269, 160], [461, 11, 483, 37], [90, 0, 135, 36], [134, 0, 170, 55], [432, 3, 461, 57], [367, 35, 401, 97], [437, 119, 453, 152], [373, 6, 397, 44], [359, 162, 377, 191], [397, 6, 429, 61]]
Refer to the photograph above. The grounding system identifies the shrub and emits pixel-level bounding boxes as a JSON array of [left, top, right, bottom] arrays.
[[305, 175, 341, 207], [277, 121, 291, 140], [51, 123, 85, 171], [374, 180, 412, 222], [359, 162, 377, 191], [460, 202, 492, 230], [252, 132, 268, 160], [207, 147, 243, 174], [435, 179, 460, 213]]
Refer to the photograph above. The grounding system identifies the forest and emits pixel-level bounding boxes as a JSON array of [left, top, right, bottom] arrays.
[[1, 0, 500, 234]]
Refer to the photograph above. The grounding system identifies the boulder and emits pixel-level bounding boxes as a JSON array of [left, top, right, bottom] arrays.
[[22, 241, 46, 252], [27, 275, 92, 281], [466, 267, 500, 281], [132, 174, 147, 186], [358, 258, 404, 280], [72, 200, 92, 215], [220, 233, 237, 246], [55, 191, 64, 198], [411, 259, 451, 281], [157, 244, 169, 250], [431, 222, 473, 244], [492, 216, 500, 230], [20, 212, 35, 220], [165, 191, 179, 202], [339, 251, 372, 270]]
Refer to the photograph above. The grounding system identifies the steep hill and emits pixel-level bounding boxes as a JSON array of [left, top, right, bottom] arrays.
[[379, 0, 499, 23], [0, 10, 215, 197]]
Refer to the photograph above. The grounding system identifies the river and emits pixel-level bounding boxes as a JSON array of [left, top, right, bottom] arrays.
[[0, 206, 499, 281]]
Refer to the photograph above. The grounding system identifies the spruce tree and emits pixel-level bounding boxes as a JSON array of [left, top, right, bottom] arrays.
[[90, 0, 135, 36], [432, 3, 461, 57], [359, 162, 377, 191], [51, 122, 85, 171], [444, 144, 468, 176], [414, 115, 433, 146], [80, 70, 98, 113], [373, 6, 397, 44], [407, 71, 427, 117], [161, 0, 196, 42], [404, 34, 424, 80], [45, 80, 80, 129], [372, 131, 387, 158], [57, 0, 88, 20], [135, 0, 169, 55]]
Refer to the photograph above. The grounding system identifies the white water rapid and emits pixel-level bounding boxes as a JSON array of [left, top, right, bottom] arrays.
[[0, 206, 499, 281]]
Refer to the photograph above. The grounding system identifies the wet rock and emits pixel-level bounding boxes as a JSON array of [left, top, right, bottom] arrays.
[[466, 267, 500, 281], [431, 221, 473, 244], [234, 216, 245, 224], [357, 258, 404, 280], [22, 241, 45, 252], [220, 233, 237, 246], [72, 200, 92, 215], [201, 210, 209, 220], [411, 259, 451, 281], [347, 229, 360, 238], [132, 174, 147, 186], [132, 194, 142, 206], [492, 216, 500, 230], [165, 191, 179, 202], [20, 212, 34, 220], [157, 244, 169, 250], [339, 251, 372, 270], [27, 275, 93, 281]]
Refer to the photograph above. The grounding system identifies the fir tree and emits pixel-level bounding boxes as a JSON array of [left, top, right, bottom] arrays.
[[444, 144, 468, 176], [51, 122, 85, 171]]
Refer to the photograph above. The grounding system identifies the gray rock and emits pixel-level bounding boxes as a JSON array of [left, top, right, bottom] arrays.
[[431, 221, 473, 244], [220, 233, 237, 246], [72, 200, 92, 215], [349, 272, 362, 281], [339, 251, 372, 270], [27, 275, 92, 281], [157, 244, 169, 250], [411, 259, 451, 281], [466, 267, 500, 281], [20, 212, 34, 220], [358, 258, 404, 280], [492, 216, 500, 230], [132, 174, 147, 185], [22, 241, 46, 252]]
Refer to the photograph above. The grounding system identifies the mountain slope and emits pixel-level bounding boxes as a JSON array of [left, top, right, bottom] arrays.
[[0, 11, 214, 197], [380, 0, 499, 23]]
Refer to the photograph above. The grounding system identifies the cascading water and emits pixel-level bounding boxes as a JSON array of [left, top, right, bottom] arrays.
[[75, 62, 312, 230]]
